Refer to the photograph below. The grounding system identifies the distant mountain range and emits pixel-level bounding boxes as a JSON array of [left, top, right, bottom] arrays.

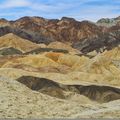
[[0, 16, 120, 53]]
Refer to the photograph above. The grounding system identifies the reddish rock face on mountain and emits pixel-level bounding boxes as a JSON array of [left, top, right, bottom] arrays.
[[0, 16, 120, 53], [0, 16, 113, 41], [11, 16, 101, 43]]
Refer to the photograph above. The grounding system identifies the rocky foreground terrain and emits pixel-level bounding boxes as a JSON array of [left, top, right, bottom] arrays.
[[0, 16, 120, 118]]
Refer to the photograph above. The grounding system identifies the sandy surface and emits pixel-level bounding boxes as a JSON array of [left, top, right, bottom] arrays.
[[0, 48, 120, 118], [0, 77, 120, 118]]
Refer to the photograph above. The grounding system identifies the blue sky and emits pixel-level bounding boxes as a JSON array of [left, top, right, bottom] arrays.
[[0, 0, 120, 21]]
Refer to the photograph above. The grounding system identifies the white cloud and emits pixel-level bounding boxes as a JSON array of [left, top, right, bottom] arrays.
[[0, 0, 120, 21], [0, 0, 30, 8], [67, 5, 120, 21], [30, 2, 75, 13]]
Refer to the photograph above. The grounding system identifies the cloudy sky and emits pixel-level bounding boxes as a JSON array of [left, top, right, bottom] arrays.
[[0, 0, 120, 21]]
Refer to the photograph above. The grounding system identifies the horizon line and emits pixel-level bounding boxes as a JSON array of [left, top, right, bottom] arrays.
[[0, 15, 120, 23]]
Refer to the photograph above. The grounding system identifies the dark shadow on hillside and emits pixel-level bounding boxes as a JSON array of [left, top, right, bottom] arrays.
[[24, 48, 68, 55], [16, 76, 120, 103], [0, 47, 22, 55]]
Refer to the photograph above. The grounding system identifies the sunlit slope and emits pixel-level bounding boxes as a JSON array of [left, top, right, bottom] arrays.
[[0, 33, 39, 52]]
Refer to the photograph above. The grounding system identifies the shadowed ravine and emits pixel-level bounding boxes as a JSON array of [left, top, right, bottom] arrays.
[[16, 76, 120, 103]]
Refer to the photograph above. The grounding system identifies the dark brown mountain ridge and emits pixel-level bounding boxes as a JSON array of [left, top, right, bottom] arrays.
[[0, 16, 120, 53]]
